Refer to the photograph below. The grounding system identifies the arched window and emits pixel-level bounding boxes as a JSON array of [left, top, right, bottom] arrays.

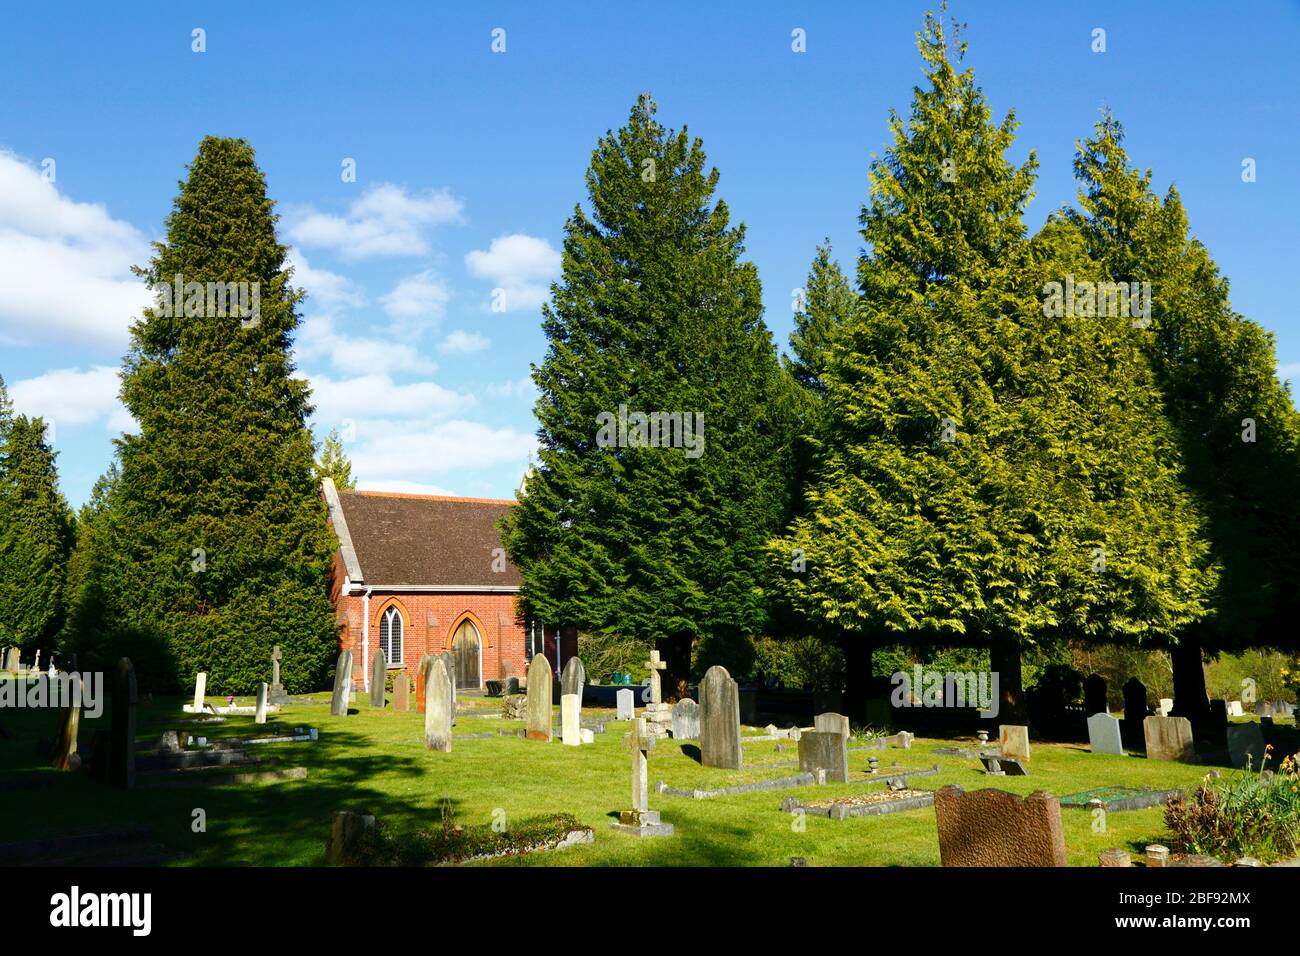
[[379, 605, 403, 666]]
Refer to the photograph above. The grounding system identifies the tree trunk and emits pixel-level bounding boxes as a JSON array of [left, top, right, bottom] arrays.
[[989, 639, 1026, 725], [656, 631, 693, 703], [841, 634, 874, 724], [1170, 632, 1210, 735]]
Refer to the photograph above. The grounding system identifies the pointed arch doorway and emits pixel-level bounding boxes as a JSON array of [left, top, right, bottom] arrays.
[[450, 618, 482, 689]]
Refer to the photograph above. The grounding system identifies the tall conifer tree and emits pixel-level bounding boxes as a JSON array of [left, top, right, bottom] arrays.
[[99, 137, 338, 693], [502, 95, 797, 695]]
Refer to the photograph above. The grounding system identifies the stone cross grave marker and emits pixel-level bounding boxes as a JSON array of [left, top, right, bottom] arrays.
[[700, 665, 742, 769], [642, 649, 672, 737], [424, 657, 453, 752], [370, 649, 386, 708], [255, 682, 269, 724], [616, 687, 634, 720], [1086, 712, 1124, 756], [526, 654, 553, 741], [330, 650, 353, 717], [269, 645, 288, 703], [609, 718, 673, 837]]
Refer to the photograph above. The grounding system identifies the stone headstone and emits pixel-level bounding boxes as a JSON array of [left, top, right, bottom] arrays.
[[998, 725, 1030, 762], [1098, 848, 1132, 867], [671, 698, 699, 740], [424, 658, 452, 752], [439, 650, 457, 723], [51, 673, 83, 770], [32, 650, 40, 673], [1226, 700, 1244, 717], [525, 654, 553, 741], [6, 647, 17, 675], [505, 676, 520, 696], [700, 665, 742, 770], [269, 644, 287, 702], [1086, 712, 1124, 756], [814, 712, 851, 740], [980, 754, 1028, 776], [1157, 697, 1174, 718], [1083, 674, 1107, 715], [192, 671, 207, 712], [330, 651, 353, 717], [1226, 722, 1266, 771], [934, 786, 1067, 867], [560, 656, 586, 701], [370, 649, 386, 708], [255, 682, 268, 724], [616, 687, 635, 720], [393, 673, 410, 712], [1143, 715, 1195, 762], [326, 810, 376, 866], [561, 693, 581, 746], [109, 658, 138, 789], [415, 655, 431, 711], [798, 730, 849, 783]]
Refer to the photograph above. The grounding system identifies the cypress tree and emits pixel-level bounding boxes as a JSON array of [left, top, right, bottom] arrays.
[[771, 11, 1211, 721], [315, 428, 355, 490], [101, 136, 338, 694], [502, 94, 797, 696], [1068, 115, 1300, 726], [0, 415, 73, 649], [788, 241, 856, 395]]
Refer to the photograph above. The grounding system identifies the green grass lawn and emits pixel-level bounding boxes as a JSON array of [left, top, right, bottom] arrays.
[[0, 691, 1241, 866]]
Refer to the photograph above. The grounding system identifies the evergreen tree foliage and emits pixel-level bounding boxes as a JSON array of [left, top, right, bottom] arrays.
[[315, 428, 356, 490], [501, 94, 798, 693]]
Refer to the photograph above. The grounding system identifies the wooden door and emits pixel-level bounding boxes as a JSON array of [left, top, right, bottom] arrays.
[[451, 620, 481, 689]]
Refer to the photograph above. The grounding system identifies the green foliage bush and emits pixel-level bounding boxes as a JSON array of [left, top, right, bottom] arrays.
[[1164, 752, 1300, 863]]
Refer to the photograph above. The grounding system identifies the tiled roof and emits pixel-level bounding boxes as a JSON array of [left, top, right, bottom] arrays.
[[334, 488, 522, 588]]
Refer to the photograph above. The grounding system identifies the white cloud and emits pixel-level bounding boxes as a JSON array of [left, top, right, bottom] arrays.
[[306, 372, 475, 427], [287, 248, 364, 315], [484, 375, 538, 401], [297, 316, 436, 377], [9, 365, 136, 433], [350, 419, 537, 478], [464, 233, 560, 313], [0, 151, 151, 349], [439, 330, 489, 355], [286, 183, 463, 260], [379, 270, 451, 336]]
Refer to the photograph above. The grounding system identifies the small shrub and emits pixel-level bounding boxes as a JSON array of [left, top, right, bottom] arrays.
[[1163, 749, 1300, 863]]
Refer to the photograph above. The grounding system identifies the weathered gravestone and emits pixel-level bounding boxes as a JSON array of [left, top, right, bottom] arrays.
[[330, 650, 353, 717], [1143, 715, 1195, 762], [999, 725, 1030, 762], [671, 698, 699, 740], [393, 673, 410, 712], [1157, 698, 1174, 718], [505, 676, 520, 696], [370, 649, 386, 708], [526, 654, 553, 741], [424, 658, 452, 752], [1083, 674, 1108, 715], [799, 730, 849, 783], [269, 644, 289, 704], [51, 673, 83, 770], [1086, 712, 1125, 756], [934, 786, 1067, 867], [1226, 700, 1244, 717], [255, 682, 268, 725], [616, 687, 634, 720], [439, 650, 457, 723], [561, 693, 581, 746], [192, 671, 207, 712], [6, 648, 17, 675], [641, 649, 672, 738], [700, 665, 742, 770], [560, 656, 586, 701], [814, 712, 851, 740], [1226, 722, 1266, 771], [415, 655, 431, 711], [609, 717, 673, 837], [109, 658, 138, 790]]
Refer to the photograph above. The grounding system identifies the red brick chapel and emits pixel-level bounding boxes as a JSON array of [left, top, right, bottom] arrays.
[[322, 478, 575, 693]]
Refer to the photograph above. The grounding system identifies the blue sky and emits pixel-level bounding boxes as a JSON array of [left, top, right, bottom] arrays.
[[2, 1, 1297, 509]]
